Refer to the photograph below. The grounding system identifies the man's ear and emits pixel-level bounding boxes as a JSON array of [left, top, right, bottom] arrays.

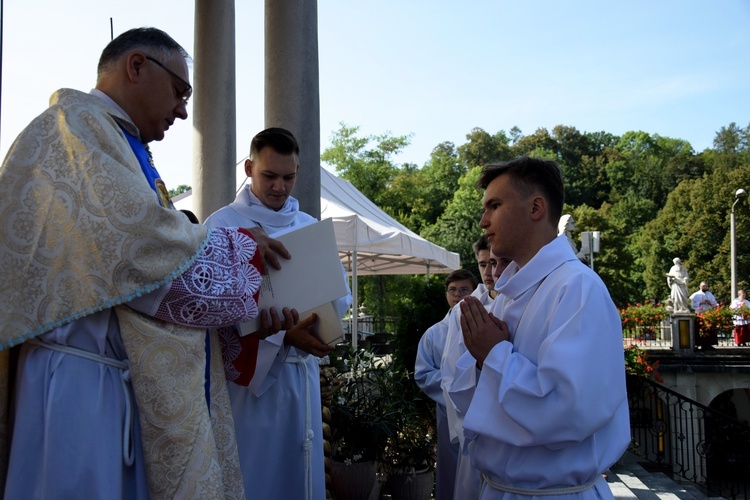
[[125, 52, 147, 83], [244, 158, 253, 177], [529, 194, 547, 222]]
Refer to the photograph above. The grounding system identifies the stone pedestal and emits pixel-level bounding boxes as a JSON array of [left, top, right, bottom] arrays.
[[670, 313, 695, 352]]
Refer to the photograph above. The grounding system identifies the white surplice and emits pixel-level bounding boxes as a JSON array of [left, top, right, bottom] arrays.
[[440, 286, 494, 500], [449, 235, 630, 500], [205, 185, 352, 500], [415, 311, 458, 500]]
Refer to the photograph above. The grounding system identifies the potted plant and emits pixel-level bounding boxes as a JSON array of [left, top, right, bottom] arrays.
[[328, 345, 439, 499], [695, 305, 733, 347], [619, 301, 667, 341], [624, 345, 662, 382], [328, 347, 397, 500], [379, 367, 437, 500]]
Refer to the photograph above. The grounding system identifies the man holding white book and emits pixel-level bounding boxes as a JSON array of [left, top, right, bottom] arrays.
[[205, 127, 352, 500]]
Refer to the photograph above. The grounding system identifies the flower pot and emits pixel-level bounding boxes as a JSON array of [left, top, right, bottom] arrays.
[[384, 469, 434, 500], [329, 459, 377, 500]]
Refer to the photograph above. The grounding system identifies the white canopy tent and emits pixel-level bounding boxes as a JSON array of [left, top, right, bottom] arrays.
[[173, 165, 461, 346], [319, 168, 460, 345]]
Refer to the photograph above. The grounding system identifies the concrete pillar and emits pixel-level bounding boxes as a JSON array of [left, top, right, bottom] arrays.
[[192, 0, 237, 222], [265, 0, 321, 218]]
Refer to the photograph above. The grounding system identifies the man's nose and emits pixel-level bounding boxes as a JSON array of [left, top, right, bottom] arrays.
[[479, 212, 489, 228]]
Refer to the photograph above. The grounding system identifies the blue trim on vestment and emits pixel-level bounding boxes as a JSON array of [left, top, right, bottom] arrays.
[[120, 127, 165, 203]]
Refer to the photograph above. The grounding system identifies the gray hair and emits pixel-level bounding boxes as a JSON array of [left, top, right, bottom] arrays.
[[97, 27, 190, 78]]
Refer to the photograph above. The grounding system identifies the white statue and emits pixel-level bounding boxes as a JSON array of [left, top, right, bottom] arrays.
[[558, 214, 579, 254], [666, 257, 690, 313], [558, 214, 587, 261]]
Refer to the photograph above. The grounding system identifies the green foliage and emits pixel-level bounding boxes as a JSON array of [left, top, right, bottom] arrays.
[[624, 345, 662, 382], [634, 163, 750, 302], [328, 347, 436, 472], [456, 127, 513, 168], [572, 204, 642, 306], [711, 122, 750, 172], [329, 347, 399, 463], [391, 275, 449, 373], [168, 184, 191, 198], [331, 275, 446, 472], [324, 120, 750, 309], [380, 367, 437, 474], [420, 166, 484, 266], [321, 123, 410, 210]]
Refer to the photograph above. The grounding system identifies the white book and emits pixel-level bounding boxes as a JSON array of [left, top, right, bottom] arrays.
[[303, 300, 347, 345], [238, 218, 348, 343]]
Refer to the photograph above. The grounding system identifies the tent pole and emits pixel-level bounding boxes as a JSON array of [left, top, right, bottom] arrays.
[[352, 251, 358, 350]]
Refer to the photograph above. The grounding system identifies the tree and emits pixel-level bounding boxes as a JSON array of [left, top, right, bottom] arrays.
[[318, 121, 750, 313], [412, 143, 467, 230], [421, 166, 484, 271], [632, 163, 750, 303], [513, 127, 556, 157], [168, 184, 191, 198], [711, 122, 750, 173], [572, 202, 644, 307], [713, 122, 747, 154], [509, 126, 523, 145], [550, 126, 618, 208], [321, 123, 411, 209], [457, 127, 513, 168]]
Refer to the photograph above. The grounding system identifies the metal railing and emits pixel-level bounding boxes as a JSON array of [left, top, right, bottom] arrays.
[[341, 316, 399, 355], [342, 315, 398, 336], [622, 321, 739, 348], [627, 374, 750, 499]]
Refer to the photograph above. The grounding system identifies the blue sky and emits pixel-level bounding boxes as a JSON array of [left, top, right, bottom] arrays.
[[1, 1, 749, 188]]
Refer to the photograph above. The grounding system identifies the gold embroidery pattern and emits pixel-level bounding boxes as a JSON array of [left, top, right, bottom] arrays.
[[0, 89, 242, 499]]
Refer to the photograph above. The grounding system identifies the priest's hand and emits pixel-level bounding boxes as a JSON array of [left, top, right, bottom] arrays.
[[285, 313, 334, 358], [243, 226, 291, 271], [253, 307, 298, 339], [459, 296, 509, 369]]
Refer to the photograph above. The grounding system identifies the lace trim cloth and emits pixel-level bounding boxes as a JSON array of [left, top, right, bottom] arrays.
[[217, 325, 260, 387], [153, 228, 261, 328]]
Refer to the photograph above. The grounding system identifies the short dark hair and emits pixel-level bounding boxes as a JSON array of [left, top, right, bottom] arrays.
[[477, 156, 564, 224], [445, 269, 477, 289], [472, 233, 490, 256], [250, 127, 300, 160], [180, 209, 200, 224], [98, 27, 190, 77]]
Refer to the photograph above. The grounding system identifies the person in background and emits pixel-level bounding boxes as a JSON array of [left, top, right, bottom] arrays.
[[475, 235, 497, 298], [415, 269, 477, 499], [205, 127, 352, 500], [730, 289, 750, 346], [0, 28, 298, 499], [441, 239, 510, 499], [451, 156, 629, 499], [690, 281, 718, 314]]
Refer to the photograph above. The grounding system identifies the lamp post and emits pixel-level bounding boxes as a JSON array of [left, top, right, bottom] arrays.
[[731, 188, 747, 300]]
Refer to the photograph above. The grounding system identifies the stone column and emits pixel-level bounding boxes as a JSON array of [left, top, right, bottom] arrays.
[[192, 0, 237, 221], [265, 0, 321, 218]]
